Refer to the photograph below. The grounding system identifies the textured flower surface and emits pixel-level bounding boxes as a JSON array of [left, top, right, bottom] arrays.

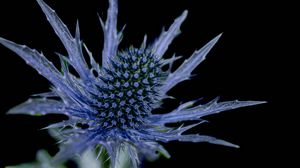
[[0, 0, 265, 167]]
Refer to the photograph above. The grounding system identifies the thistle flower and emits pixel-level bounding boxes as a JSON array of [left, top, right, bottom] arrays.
[[0, 0, 265, 167]]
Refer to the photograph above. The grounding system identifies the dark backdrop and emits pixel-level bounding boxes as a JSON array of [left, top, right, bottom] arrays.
[[0, 0, 293, 167]]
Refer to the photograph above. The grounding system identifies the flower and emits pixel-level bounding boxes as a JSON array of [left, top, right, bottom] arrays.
[[0, 0, 265, 167]]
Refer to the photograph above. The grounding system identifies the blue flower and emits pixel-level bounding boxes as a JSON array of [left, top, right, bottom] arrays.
[[0, 0, 265, 167]]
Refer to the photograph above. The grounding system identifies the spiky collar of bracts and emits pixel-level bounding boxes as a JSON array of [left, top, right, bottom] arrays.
[[0, 0, 265, 167]]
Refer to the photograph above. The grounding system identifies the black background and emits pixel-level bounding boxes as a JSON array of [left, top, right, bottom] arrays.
[[0, 0, 294, 167]]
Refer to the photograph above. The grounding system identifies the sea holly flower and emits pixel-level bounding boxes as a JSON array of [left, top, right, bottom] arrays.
[[0, 0, 265, 167]]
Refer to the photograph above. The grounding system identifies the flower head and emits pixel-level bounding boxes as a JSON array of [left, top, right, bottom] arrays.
[[0, 0, 265, 167]]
